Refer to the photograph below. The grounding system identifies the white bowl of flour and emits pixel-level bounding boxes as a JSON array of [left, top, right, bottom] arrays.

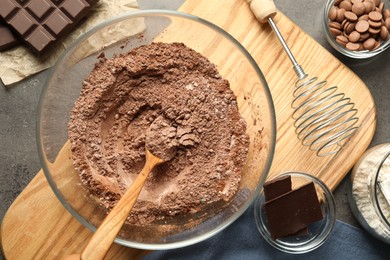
[[349, 143, 390, 244]]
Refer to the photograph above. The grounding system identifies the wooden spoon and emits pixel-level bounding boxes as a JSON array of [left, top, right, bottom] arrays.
[[66, 148, 168, 260], [66, 115, 177, 259]]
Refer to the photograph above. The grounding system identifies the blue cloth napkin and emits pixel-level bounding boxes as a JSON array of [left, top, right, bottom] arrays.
[[144, 203, 390, 260]]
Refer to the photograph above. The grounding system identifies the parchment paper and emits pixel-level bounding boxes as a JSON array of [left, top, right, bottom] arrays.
[[0, 0, 144, 86]]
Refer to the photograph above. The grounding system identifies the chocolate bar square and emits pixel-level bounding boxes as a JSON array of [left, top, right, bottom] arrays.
[[264, 182, 323, 240], [26, 0, 54, 19], [0, 19, 20, 51], [263, 175, 292, 201]]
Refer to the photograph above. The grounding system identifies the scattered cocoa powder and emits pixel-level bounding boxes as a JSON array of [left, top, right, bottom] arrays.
[[68, 42, 250, 225]]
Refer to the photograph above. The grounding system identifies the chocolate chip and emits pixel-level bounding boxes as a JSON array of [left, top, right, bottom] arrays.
[[384, 9, 390, 19], [341, 18, 349, 27], [337, 8, 347, 22], [346, 42, 361, 50], [336, 35, 349, 46], [378, 2, 384, 12], [356, 20, 370, 32], [330, 21, 343, 30], [358, 14, 369, 21], [345, 11, 359, 21], [330, 27, 342, 36], [368, 11, 383, 21], [380, 25, 389, 39], [352, 2, 366, 16], [329, 6, 338, 20], [385, 17, 390, 30], [373, 39, 382, 49], [360, 32, 370, 40], [363, 1, 375, 14], [368, 26, 381, 34], [345, 22, 357, 34], [363, 37, 376, 50], [340, 1, 352, 11], [349, 30, 361, 42], [369, 19, 382, 28]]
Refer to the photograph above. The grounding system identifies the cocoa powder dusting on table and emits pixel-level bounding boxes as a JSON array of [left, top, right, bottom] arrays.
[[68, 42, 249, 225]]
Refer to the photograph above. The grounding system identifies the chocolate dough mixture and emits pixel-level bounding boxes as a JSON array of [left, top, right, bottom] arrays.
[[68, 42, 249, 225]]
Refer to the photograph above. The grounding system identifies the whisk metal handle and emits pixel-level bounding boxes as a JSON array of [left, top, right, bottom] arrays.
[[267, 18, 306, 80], [246, 0, 306, 79]]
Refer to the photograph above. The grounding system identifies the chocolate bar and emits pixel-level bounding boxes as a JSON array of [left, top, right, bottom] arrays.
[[0, 0, 98, 54], [264, 182, 323, 240], [263, 175, 292, 201], [0, 19, 20, 51], [263, 175, 309, 237]]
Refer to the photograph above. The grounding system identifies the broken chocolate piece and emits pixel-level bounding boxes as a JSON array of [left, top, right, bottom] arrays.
[[0, 0, 99, 54], [264, 182, 323, 240], [264, 175, 292, 201], [0, 19, 19, 51], [263, 175, 308, 237]]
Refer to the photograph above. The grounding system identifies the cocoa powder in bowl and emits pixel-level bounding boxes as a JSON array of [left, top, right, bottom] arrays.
[[68, 42, 250, 225], [327, 0, 390, 52]]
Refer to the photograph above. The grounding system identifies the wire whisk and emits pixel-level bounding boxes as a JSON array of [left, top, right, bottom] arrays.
[[247, 0, 359, 156], [268, 18, 359, 156]]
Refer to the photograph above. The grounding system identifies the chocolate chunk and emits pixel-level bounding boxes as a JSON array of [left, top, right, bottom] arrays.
[[264, 182, 323, 240], [0, 18, 20, 51], [263, 175, 291, 201], [0, 0, 99, 54], [263, 175, 308, 237]]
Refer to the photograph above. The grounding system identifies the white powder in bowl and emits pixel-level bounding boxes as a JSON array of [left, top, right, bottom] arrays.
[[351, 144, 390, 241]]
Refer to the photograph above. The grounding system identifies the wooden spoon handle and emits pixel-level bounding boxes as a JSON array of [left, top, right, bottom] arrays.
[[79, 150, 163, 260]]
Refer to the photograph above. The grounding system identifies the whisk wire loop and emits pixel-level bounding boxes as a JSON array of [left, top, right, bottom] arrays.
[[292, 85, 340, 121], [299, 107, 358, 144], [292, 75, 359, 156], [294, 93, 352, 129], [311, 122, 359, 156]]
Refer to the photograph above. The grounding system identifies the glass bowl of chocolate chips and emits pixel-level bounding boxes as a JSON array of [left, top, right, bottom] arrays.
[[37, 10, 276, 250], [254, 172, 336, 253], [324, 0, 390, 58]]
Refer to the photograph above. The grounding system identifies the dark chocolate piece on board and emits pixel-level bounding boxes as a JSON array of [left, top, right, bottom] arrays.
[[0, 19, 20, 51], [263, 175, 292, 201], [0, 0, 98, 54], [264, 182, 323, 240]]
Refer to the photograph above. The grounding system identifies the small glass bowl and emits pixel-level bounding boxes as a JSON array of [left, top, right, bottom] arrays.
[[323, 0, 390, 59], [254, 172, 336, 254]]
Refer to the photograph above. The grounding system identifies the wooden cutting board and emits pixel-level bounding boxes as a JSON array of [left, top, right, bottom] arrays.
[[1, 0, 376, 259]]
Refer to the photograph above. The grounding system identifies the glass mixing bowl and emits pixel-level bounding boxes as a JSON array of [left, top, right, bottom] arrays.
[[37, 10, 276, 249]]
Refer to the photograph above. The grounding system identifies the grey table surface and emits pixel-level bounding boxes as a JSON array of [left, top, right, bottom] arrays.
[[0, 0, 389, 257]]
